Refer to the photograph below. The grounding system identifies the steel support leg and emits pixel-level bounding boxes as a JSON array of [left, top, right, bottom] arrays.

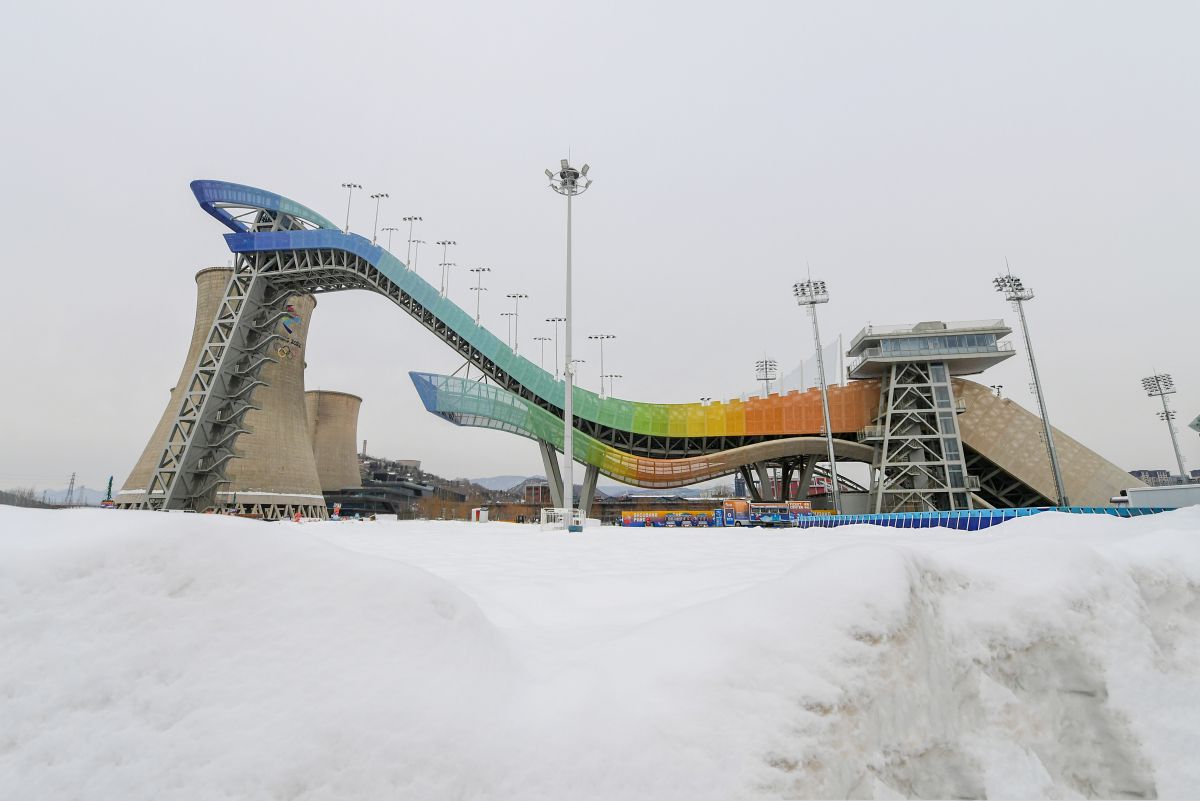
[[579, 463, 599, 517], [537, 439, 564, 508]]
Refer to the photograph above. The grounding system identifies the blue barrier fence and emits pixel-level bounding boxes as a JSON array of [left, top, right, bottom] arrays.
[[793, 506, 1173, 531]]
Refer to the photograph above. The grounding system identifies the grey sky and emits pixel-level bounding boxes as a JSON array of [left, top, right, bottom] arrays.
[[1, 1, 1197, 492]]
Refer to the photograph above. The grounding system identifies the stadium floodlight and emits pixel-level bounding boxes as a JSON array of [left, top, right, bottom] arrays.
[[369, 192, 389, 244], [435, 240, 457, 295], [381, 226, 400, 251], [992, 268, 1067, 506], [700, 396, 712, 406], [469, 267, 492, 324], [588, 334, 616, 397], [754, 359, 778, 395], [603, 373, 623, 398], [793, 277, 842, 512], [546, 157, 593, 531], [402, 216, 423, 268], [533, 336, 552, 371], [507, 293, 529, 354], [1143, 372, 1188, 479], [440, 262, 458, 298], [340, 182, 362, 232]]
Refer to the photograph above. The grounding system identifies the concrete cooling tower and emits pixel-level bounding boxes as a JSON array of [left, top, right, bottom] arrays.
[[305, 391, 364, 491], [117, 267, 328, 519]]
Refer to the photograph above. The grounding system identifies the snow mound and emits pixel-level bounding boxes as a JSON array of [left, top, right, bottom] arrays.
[[2, 506, 1199, 799]]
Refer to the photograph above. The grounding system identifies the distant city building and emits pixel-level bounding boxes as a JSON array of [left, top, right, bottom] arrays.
[[1130, 469, 1173, 486]]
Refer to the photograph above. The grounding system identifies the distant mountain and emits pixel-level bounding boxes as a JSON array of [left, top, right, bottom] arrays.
[[469, 475, 536, 492]]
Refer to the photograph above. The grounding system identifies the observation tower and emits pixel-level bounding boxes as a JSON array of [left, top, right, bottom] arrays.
[[848, 320, 1014, 513]]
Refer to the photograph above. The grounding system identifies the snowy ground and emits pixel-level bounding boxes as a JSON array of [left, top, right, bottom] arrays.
[[1, 507, 1198, 800]]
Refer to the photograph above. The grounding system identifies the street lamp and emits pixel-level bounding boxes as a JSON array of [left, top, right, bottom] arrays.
[[402, 216, 422, 269], [546, 157, 592, 530], [469, 267, 491, 324], [994, 271, 1068, 506], [370, 192, 389, 244], [381, 226, 400, 251], [1142, 372, 1188, 479], [545, 316, 566, 380], [989, 385, 1004, 398], [533, 336, 552, 371], [793, 278, 842, 513], [341, 182, 362, 232], [604, 373, 623, 398], [500, 312, 516, 348], [754, 358, 778, 396], [587, 334, 616, 397], [436, 240, 457, 295], [506, 293, 529, 354]]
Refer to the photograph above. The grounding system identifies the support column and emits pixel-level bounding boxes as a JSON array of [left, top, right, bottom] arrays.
[[755, 461, 774, 501], [798, 456, 818, 502], [579, 463, 600, 518], [739, 465, 761, 501], [537, 439, 564, 508]]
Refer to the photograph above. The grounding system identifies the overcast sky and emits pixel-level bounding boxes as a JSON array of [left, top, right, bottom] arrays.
[[1, 1, 1197, 493]]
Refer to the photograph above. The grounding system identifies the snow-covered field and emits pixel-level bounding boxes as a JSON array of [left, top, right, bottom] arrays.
[[2, 506, 1198, 800]]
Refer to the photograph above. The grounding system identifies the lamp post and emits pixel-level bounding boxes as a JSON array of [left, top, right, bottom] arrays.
[[546, 158, 592, 529], [410, 240, 425, 275], [700, 396, 712, 406], [403, 216, 422, 268], [381, 226, 400, 251], [533, 336, 552, 371], [754, 358, 778, 396], [370, 192, 389, 244], [604, 373, 623, 398], [469, 267, 491, 324], [441, 263, 457, 298], [506, 293, 529, 354], [546, 316, 566, 380], [994, 272, 1068, 506], [588, 334, 616, 397], [436, 240, 456, 295], [989, 385, 1004, 398], [793, 278, 842, 513], [341, 182, 362, 232], [500, 312, 516, 348], [1142, 373, 1188, 479]]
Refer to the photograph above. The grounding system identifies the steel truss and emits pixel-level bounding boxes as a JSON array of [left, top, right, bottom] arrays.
[[867, 362, 975, 513]]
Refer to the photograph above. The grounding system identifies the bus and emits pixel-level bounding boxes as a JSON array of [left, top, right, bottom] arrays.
[[718, 499, 813, 527]]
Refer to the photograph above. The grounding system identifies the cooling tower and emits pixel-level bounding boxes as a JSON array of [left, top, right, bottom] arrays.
[[305, 390, 364, 491], [117, 267, 328, 519]]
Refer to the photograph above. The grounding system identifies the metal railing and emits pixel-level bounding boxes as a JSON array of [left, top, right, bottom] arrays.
[[849, 342, 1014, 374]]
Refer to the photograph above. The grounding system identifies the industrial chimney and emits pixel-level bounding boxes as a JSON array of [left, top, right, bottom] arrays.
[[305, 390, 364, 491], [116, 267, 328, 519]]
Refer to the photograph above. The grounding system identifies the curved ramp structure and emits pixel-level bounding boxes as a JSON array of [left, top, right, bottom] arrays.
[[144, 180, 1136, 512]]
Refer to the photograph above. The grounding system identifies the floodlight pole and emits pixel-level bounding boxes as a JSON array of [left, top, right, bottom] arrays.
[[500, 312, 516, 348], [534, 336, 552, 370], [995, 273, 1068, 506], [403, 216, 422, 269], [370, 192, 389, 244], [1143, 373, 1187, 479], [546, 317, 565, 380], [341, 182, 362, 233], [381, 226, 400, 251], [469, 267, 491, 324], [436, 240, 456, 295], [507, 293, 529, 354], [588, 334, 615, 397], [411, 240, 425, 274], [793, 279, 842, 513], [547, 158, 592, 530]]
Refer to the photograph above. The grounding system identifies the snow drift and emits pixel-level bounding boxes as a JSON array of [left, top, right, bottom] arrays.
[[1, 506, 1198, 799]]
